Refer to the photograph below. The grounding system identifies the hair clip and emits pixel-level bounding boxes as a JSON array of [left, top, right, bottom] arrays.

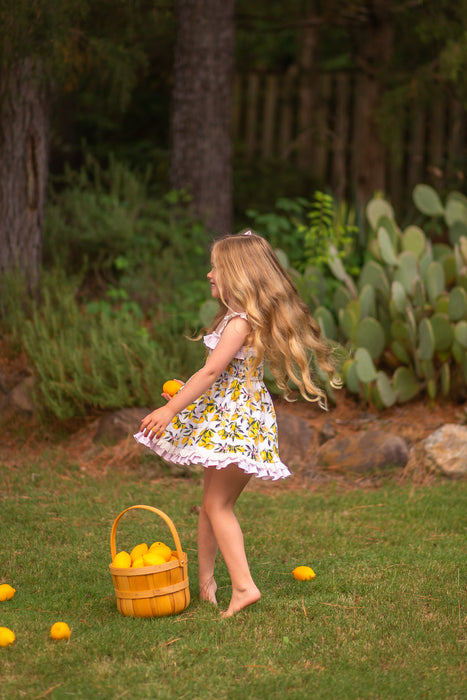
[[243, 230, 252, 236]]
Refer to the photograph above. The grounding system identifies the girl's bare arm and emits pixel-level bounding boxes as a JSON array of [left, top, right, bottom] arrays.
[[139, 316, 250, 438]]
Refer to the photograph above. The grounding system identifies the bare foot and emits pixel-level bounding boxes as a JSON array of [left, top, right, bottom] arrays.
[[199, 576, 218, 605], [221, 586, 261, 618]]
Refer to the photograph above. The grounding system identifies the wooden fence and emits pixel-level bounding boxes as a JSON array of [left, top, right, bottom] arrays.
[[233, 69, 467, 211]]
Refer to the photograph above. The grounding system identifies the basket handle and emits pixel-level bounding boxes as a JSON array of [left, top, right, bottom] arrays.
[[110, 505, 184, 561]]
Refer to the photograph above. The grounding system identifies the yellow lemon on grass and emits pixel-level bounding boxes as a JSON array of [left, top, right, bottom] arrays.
[[132, 556, 145, 568], [0, 584, 16, 601], [163, 380, 182, 397], [50, 622, 71, 641], [149, 541, 172, 561], [292, 566, 316, 581], [0, 627, 15, 646], [130, 543, 148, 564], [112, 551, 131, 568], [143, 551, 167, 567]]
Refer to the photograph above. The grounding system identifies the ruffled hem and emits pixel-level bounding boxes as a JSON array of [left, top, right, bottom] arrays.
[[133, 432, 291, 481]]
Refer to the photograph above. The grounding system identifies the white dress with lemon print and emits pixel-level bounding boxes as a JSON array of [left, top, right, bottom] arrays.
[[134, 312, 291, 480]]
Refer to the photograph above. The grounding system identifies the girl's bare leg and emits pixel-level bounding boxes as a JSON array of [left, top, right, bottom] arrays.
[[198, 468, 219, 604], [202, 464, 261, 618]]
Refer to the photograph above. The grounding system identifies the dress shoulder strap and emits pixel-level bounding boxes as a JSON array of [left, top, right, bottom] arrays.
[[217, 311, 248, 334]]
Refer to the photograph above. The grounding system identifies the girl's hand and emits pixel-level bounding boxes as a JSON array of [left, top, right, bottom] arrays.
[[140, 405, 175, 439]]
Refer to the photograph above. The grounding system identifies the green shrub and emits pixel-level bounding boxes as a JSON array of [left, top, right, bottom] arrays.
[[22, 271, 204, 420], [44, 155, 211, 329], [0, 268, 31, 340]]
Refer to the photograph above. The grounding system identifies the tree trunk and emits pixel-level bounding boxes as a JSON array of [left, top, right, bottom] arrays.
[[170, 0, 235, 235], [0, 59, 49, 293]]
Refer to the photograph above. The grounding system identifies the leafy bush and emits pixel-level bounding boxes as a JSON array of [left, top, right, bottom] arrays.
[[44, 155, 211, 329], [22, 271, 204, 420], [247, 191, 359, 275]]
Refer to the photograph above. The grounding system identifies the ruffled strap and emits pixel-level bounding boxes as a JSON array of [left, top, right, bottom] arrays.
[[217, 311, 248, 333], [203, 311, 249, 358]]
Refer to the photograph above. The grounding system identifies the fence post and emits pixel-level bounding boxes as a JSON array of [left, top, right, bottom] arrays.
[[262, 74, 278, 159], [332, 73, 351, 202], [245, 73, 260, 160]]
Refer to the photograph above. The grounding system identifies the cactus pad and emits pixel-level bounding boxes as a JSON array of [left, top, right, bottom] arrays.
[[374, 371, 396, 408], [402, 226, 426, 258], [366, 198, 395, 232], [314, 306, 337, 340], [354, 347, 378, 383], [413, 184, 444, 216], [378, 226, 399, 266], [430, 313, 454, 352], [355, 317, 386, 360], [425, 261, 445, 306], [455, 320, 467, 348], [448, 286, 467, 321], [393, 366, 420, 402], [417, 318, 435, 361]]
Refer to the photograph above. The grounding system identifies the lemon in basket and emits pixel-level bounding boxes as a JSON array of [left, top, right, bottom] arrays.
[[143, 550, 167, 566], [50, 622, 71, 641], [0, 627, 15, 646], [132, 556, 145, 568], [149, 541, 172, 561], [0, 584, 16, 601], [112, 551, 131, 568], [292, 565, 316, 581], [130, 543, 148, 563]]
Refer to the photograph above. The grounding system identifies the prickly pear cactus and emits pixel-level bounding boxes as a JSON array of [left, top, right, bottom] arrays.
[[323, 185, 467, 407]]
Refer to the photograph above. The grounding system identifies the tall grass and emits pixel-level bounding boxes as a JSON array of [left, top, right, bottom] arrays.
[[0, 450, 465, 699]]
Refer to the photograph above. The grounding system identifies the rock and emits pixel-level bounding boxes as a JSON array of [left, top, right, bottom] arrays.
[[276, 407, 318, 470], [94, 408, 150, 445], [0, 376, 36, 424], [422, 424, 467, 478], [316, 429, 409, 473], [319, 420, 337, 445], [10, 377, 35, 413]]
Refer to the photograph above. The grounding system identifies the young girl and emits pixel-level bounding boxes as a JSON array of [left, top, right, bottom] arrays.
[[134, 231, 339, 617]]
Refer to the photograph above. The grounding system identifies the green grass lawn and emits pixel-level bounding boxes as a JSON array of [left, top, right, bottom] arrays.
[[0, 451, 465, 699]]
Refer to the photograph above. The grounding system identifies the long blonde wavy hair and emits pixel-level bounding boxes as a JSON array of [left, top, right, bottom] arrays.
[[207, 231, 340, 408]]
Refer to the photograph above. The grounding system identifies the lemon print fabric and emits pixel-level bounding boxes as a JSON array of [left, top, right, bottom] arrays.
[[134, 312, 291, 481]]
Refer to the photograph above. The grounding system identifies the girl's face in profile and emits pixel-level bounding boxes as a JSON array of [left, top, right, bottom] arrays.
[[207, 255, 221, 299]]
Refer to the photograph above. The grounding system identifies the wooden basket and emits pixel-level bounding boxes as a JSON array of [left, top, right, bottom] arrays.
[[109, 505, 190, 618]]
